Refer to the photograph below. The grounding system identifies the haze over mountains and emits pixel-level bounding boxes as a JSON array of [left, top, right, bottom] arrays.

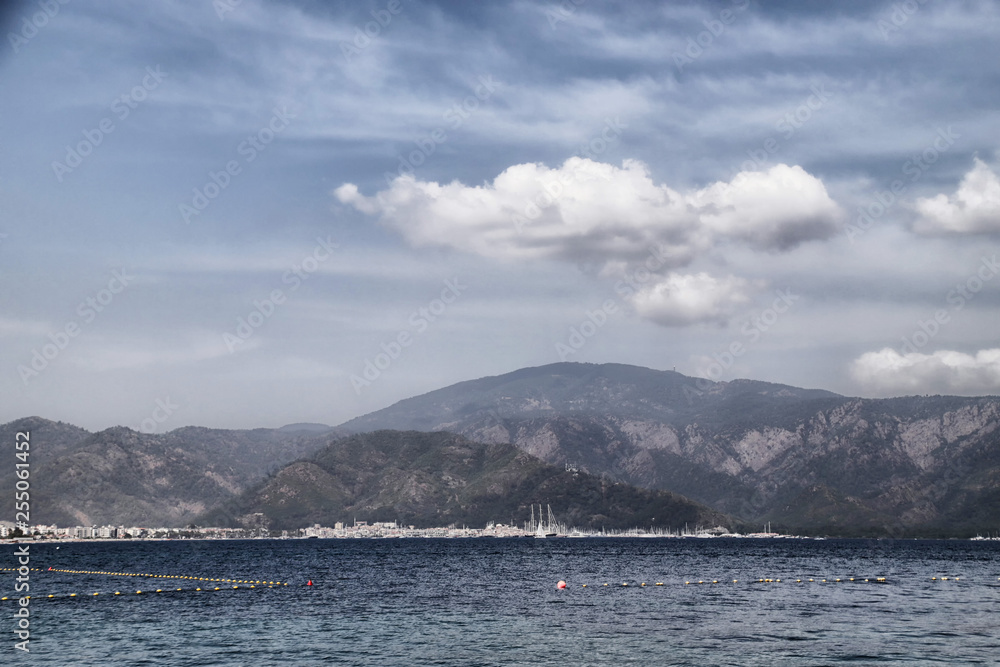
[[5, 363, 999, 536]]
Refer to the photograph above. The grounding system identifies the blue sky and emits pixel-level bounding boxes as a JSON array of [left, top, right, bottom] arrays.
[[2, 0, 999, 431]]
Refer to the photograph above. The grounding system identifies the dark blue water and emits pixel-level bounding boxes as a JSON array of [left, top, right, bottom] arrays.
[[4, 538, 1000, 665]]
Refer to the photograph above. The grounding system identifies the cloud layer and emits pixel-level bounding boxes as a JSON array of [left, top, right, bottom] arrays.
[[630, 272, 756, 327], [337, 159, 841, 270], [3, 0, 1000, 430], [914, 158, 1000, 234], [851, 347, 1000, 395], [336, 159, 843, 326]]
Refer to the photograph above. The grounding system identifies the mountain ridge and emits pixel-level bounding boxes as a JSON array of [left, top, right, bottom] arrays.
[[197, 429, 740, 532], [336, 362, 1000, 536], [0, 417, 341, 527], [6, 362, 999, 536]]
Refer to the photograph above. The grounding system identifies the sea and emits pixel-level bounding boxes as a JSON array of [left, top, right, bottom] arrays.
[[4, 537, 999, 665]]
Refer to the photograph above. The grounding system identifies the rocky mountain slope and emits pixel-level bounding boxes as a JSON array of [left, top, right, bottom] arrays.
[[198, 430, 738, 532], [7, 362, 999, 536], [0, 417, 338, 527], [339, 363, 1000, 536], [0, 416, 92, 464]]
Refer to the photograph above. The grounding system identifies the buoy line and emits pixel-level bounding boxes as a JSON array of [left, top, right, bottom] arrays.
[[555, 575, 1000, 588], [554, 576, 989, 588], [1, 567, 304, 600], [0, 584, 288, 602], [44, 568, 289, 586]]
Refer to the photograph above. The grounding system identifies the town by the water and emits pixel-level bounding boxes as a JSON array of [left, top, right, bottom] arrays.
[[5, 520, 999, 541], [1, 519, 793, 541]]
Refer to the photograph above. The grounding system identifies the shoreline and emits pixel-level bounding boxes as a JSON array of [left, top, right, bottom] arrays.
[[6, 534, 1000, 544]]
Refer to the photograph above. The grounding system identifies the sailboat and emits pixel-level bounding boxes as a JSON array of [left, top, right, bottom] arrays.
[[533, 504, 558, 538]]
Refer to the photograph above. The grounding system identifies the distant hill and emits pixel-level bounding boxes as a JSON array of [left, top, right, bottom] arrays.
[[340, 362, 840, 433], [338, 362, 1000, 537], [0, 418, 340, 527], [7, 361, 1000, 536], [277, 423, 333, 434], [1, 416, 93, 525], [0, 416, 92, 464], [198, 430, 739, 532]]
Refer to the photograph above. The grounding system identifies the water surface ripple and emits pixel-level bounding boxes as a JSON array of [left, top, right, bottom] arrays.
[[5, 538, 999, 665]]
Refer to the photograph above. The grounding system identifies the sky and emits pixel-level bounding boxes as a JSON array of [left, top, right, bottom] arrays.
[[1, 0, 999, 432]]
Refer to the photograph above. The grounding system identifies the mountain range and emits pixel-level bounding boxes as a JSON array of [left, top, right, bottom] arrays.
[[0, 416, 340, 527], [197, 429, 735, 532], [4, 362, 999, 536], [339, 363, 1000, 536]]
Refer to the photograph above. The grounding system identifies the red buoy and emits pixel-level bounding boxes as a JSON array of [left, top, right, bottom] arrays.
[[307, 580, 313, 586], [556, 580, 566, 589]]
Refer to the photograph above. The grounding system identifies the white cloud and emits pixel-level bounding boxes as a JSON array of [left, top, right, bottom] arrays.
[[335, 158, 841, 270], [913, 157, 1000, 234], [630, 273, 757, 326], [691, 165, 843, 250], [850, 347, 1000, 395]]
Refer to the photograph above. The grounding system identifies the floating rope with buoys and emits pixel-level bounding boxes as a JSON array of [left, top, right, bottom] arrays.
[[43, 567, 290, 585], [554, 575, 1000, 589], [0, 567, 313, 602]]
